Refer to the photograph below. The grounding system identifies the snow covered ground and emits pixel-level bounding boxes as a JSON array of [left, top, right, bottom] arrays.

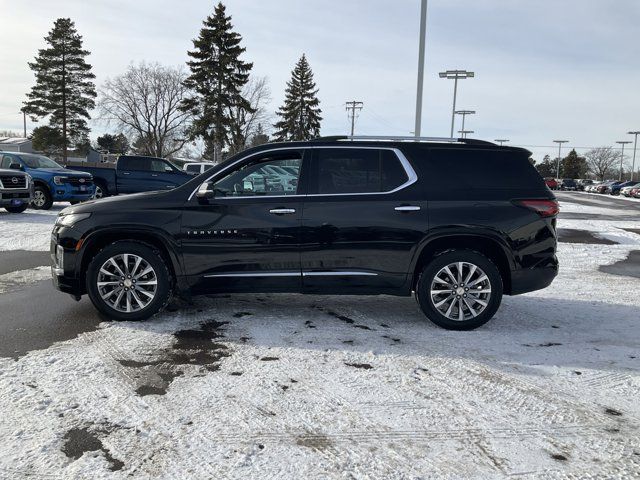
[[0, 199, 639, 479]]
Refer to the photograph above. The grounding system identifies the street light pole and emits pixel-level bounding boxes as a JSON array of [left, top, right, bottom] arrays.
[[553, 140, 568, 178], [414, 0, 428, 138], [458, 130, 474, 139], [455, 110, 475, 138], [628, 131, 640, 181], [616, 141, 632, 181], [494, 139, 509, 146], [439, 70, 474, 138]]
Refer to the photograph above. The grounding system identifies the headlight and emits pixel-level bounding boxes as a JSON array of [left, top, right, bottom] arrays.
[[55, 212, 92, 227], [53, 176, 68, 185]]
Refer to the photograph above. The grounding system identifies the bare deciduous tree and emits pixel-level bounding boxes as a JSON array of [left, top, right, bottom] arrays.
[[585, 147, 620, 181], [98, 63, 191, 158], [227, 76, 272, 155]]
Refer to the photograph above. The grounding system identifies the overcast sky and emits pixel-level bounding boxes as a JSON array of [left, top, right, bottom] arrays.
[[1, 0, 639, 160]]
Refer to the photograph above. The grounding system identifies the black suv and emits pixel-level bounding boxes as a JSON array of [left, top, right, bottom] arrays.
[[51, 137, 558, 330]]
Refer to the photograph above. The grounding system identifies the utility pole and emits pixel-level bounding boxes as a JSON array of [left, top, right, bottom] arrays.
[[439, 70, 475, 138], [345, 101, 363, 136], [616, 141, 632, 181], [455, 110, 475, 137], [22, 111, 27, 138], [553, 140, 568, 178], [628, 131, 640, 181], [495, 139, 509, 146], [414, 0, 428, 137]]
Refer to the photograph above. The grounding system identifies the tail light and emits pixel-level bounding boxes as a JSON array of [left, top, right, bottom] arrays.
[[515, 199, 559, 217]]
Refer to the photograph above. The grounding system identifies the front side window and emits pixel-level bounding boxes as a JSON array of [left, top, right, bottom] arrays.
[[150, 159, 169, 172], [314, 149, 408, 194], [0, 155, 13, 169], [212, 153, 302, 197]]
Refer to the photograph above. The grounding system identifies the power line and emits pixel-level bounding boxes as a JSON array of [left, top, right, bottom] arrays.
[[345, 100, 363, 136]]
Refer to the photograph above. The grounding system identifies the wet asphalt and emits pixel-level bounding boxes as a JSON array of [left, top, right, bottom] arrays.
[[0, 192, 638, 359]]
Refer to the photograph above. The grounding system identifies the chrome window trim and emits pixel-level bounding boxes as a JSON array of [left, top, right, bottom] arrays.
[[302, 271, 378, 277], [203, 271, 378, 278], [187, 146, 418, 201]]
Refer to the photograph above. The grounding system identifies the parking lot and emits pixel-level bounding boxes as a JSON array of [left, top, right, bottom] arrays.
[[0, 192, 639, 478]]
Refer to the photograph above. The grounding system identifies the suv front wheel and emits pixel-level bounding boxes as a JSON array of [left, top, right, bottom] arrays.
[[416, 250, 503, 330], [86, 241, 172, 321]]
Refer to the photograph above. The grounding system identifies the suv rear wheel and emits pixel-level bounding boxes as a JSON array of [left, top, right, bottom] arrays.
[[416, 250, 503, 330], [86, 241, 172, 321]]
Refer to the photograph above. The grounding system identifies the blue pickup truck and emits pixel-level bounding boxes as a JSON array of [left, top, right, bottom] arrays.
[[70, 155, 192, 198], [0, 151, 94, 210]]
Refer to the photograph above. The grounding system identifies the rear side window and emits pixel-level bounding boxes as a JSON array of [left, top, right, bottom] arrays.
[[424, 148, 543, 190], [186, 164, 201, 173], [313, 149, 408, 194], [120, 157, 149, 171]]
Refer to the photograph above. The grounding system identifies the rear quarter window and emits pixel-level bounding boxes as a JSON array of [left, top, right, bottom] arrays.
[[421, 148, 544, 190]]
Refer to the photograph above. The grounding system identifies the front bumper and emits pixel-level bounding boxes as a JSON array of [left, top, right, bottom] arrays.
[[51, 182, 95, 201], [0, 189, 32, 206], [51, 226, 84, 296]]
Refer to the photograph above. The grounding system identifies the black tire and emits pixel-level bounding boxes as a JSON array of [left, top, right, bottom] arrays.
[[31, 185, 53, 210], [416, 250, 503, 331], [86, 241, 173, 321], [4, 203, 29, 213], [94, 182, 108, 199]]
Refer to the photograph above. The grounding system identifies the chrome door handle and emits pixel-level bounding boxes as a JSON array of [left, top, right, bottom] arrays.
[[122, 172, 131, 175], [151, 174, 159, 177], [395, 205, 421, 211], [269, 208, 296, 215]]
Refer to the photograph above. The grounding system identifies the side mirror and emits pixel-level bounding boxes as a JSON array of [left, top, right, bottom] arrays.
[[196, 182, 215, 200], [243, 180, 254, 192], [165, 166, 173, 173], [9, 163, 23, 171]]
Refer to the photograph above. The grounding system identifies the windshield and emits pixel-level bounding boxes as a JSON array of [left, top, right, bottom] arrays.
[[18, 154, 63, 169]]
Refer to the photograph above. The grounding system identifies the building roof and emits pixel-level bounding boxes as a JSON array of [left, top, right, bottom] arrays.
[[0, 137, 30, 145]]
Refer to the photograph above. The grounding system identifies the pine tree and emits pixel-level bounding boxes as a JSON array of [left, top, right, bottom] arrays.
[[181, 2, 253, 163], [249, 123, 269, 148], [273, 54, 322, 141], [560, 149, 588, 178], [22, 18, 96, 161]]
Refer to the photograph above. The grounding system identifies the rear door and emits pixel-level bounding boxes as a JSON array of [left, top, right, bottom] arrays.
[[300, 147, 428, 294], [117, 157, 154, 193]]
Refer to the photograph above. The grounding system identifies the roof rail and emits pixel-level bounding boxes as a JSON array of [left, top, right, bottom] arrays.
[[315, 135, 496, 146]]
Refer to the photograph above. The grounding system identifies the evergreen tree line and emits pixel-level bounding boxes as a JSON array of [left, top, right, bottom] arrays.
[[21, 3, 322, 162]]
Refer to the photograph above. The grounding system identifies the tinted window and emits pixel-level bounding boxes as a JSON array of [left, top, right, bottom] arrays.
[[121, 157, 149, 171], [315, 149, 408, 194], [213, 154, 302, 197], [422, 148, 543, 189], [186, 164, 201, 173], [18, 154, 62, 169]]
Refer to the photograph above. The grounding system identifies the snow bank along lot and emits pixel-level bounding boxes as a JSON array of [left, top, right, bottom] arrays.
[[0, 199, 639, 479]]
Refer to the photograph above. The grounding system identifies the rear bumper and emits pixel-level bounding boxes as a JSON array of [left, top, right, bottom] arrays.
[[509, 263, 558, 295]]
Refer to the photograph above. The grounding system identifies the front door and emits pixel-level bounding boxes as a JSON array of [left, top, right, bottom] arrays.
[[181, 149, 307, 294], [300, 147, 428, 294]]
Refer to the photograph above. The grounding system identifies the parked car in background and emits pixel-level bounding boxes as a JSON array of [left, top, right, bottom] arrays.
[[71, 155, 192, 198], [545, 177, 559, 190], [576, 179, 593, 191], [601, 181, 623, 194], [51, 136, 558, 330], [183, 162, 215, 175], [0, 165, 33, 213], [560, 178, 577, 191], [0, 151, 94, 210], [610, 181, 636, 196], [630, 186, 640, 198], [621, 183, 640, 196]]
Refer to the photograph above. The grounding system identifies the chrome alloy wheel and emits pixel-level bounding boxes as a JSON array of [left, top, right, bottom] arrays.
[[32, 190, 46, 207], [429, 261, 492, 321], [97, 254, 158, 313]]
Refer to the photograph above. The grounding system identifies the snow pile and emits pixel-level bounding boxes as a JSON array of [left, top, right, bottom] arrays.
[[0, 207, 60, 252], [0, 266, 51, 293]]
